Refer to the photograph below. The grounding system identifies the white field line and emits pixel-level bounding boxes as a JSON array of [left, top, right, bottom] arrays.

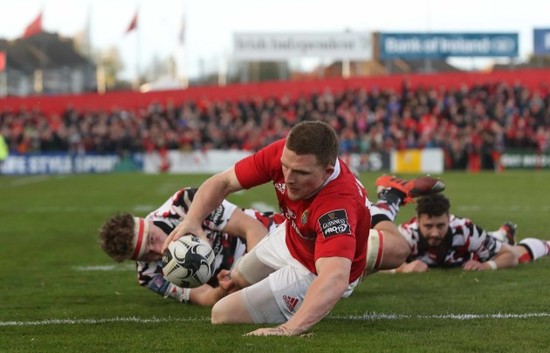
[[0, 316, 208, 327], [250, 202, 277, 213], [2, 312, 550, 327], [72, 265, 134, 271], [454, 205, 550, 212], [0, 204, 156, 213], [133, 204, 155, 213], [0, 205, 156, 214], [0, 175, 54, 188], [330, 312, 550, 320]]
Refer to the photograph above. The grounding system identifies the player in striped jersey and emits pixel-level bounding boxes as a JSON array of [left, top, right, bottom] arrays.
[[99, 187, 284, 305], [371, 179, 549, 272]]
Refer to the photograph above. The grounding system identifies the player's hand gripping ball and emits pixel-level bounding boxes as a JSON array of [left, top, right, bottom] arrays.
[[162, 235, 215, 288]]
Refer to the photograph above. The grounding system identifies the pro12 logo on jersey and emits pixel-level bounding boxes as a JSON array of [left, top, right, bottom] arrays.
[[318, 209, 351, 238]]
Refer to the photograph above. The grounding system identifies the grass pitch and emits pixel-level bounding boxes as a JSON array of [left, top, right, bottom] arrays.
[[1, 171, 550, 352]]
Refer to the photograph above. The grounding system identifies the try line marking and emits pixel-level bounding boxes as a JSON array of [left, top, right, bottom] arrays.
[[2, 312, 550, 327], [330, 312, 550, 320], [0, 316, 208, 327]]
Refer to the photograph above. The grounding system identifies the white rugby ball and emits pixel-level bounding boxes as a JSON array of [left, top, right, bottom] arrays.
[[162, 235, 215, 288]]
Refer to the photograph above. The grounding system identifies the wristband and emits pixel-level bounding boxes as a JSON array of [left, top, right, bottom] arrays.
[[486, 260, 498, 270], [181, 288, 191, 303]]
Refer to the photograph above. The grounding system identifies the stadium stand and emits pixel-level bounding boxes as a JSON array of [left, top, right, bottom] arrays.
[[0, 69, 548, 171]]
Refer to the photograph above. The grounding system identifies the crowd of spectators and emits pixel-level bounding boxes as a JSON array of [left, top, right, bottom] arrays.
[[1, 80, 549, 170]]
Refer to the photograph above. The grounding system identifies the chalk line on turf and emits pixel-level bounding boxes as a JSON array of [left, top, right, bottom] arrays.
[[3, 312, 550, 327]]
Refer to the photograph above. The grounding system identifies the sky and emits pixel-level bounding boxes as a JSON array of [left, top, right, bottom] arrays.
[[1, 0, 549, 82]]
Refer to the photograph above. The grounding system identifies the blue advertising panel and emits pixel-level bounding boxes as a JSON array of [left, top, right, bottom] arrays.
[[534, 29, 550, 55], [0, 153, 143, 175], [379, 32, 518, 59]]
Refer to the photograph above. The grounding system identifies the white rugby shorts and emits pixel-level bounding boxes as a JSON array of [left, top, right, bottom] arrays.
[[238, 222, 360, 323]]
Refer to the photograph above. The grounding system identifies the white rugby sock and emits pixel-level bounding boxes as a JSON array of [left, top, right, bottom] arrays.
[[371, 189, 403, 226], [488, 229, 507, 243], [371, 202, 400, 223]]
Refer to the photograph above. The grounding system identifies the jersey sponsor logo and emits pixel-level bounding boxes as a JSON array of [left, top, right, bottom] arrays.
[[318, 209, 351, 238], [210, 235, 223, 255], [210, 204, 225, 225], [283, 295, 299, 312]]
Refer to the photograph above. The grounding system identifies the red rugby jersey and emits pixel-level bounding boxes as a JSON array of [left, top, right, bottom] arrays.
[[235, 139, 371, 283]]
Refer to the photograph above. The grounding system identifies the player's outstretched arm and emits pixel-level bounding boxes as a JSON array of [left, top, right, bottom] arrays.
[[224, 208, 269, 250], [189, 270, 236, 306], [398, 259, 429, 273], [463, 243, 519, 271], [163, 168, 244, 252]]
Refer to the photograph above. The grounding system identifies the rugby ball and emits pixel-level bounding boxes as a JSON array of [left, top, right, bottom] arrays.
[[162, 235, 215, 288]]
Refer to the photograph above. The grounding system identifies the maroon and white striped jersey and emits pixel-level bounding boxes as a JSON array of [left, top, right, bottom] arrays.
[[136, 187, 284, 303], [398, 214, 502, 268]]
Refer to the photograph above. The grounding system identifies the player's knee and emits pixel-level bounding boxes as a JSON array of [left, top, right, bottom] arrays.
[[367, 229, 410, 270], [382, 228, 410, 261], [211, 298, 230, 324], [212, 292, 253, 324], [230, 268, 249, 289]]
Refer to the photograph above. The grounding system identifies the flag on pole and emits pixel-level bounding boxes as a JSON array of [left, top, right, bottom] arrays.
[[23, 12, 43, 38], [178, 13, 186, 45], [125, 12, 138, 34], [74, 4, 93, 57], [0, 51, 6, 72]]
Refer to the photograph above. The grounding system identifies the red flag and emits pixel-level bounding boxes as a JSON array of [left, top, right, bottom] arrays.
[[125, 12, 138, 34], [0, 51, 5, 72], [23, 12, 43, 38]]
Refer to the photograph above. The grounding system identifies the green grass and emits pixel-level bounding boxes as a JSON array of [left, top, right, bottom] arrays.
[[1, 171, 550, 352]]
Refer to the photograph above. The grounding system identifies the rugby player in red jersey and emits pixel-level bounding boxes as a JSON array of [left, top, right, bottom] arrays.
[[163, 121, 414, 336]]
